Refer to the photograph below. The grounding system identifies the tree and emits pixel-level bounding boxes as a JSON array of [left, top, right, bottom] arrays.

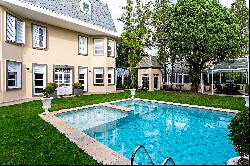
[[119, 0, 152, 88], [168, 0, 242, 92], [231, 0, 249, 55], [152, 0, 173, 85], [228, 108, 249, 164]]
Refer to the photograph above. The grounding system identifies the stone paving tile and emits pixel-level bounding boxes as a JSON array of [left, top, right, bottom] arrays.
[[75, 134, 95, 150], [83, 140, 128, 165]]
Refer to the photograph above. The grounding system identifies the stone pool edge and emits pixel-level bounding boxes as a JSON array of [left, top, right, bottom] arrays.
[[39, 99, 132, 165], [39, 97, 239, 165]]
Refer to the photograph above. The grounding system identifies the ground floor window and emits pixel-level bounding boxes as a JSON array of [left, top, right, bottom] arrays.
[[6, 61, 21, 89], [79, 67, 88, 91], [33, 64, 47, 96], [108, 68, 115, 85], [93, 68, 104, 85]]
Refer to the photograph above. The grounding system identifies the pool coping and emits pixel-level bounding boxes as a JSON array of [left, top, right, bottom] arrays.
[[39, 98, 239, 165]]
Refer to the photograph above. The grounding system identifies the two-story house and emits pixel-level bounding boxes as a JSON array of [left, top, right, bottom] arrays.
[[0, 0, 119, 103]]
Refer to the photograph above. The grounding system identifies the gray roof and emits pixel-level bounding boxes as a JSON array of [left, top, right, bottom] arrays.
[[22, 0, 117, 32], [137, 56, 163, 69]]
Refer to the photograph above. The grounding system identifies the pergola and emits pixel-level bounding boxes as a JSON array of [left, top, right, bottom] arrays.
[[201, 56, 249, 95]]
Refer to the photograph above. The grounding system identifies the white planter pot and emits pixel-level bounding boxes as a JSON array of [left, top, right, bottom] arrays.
[[129, 89, 136, 99], [41, 97, 53, 114], [243, 95, 249, 108]]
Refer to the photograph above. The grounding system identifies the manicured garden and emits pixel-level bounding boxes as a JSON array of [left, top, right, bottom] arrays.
[[0, 90, 247, 164]]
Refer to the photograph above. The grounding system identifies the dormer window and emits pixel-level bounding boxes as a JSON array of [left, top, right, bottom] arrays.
[[80, 0, 91, 15]]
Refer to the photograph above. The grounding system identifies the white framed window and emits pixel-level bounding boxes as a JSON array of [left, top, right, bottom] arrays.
[[32, 24, 47, 49], [93, 68, 104, 85], [33, 64, 47, 96], [79, 67, 88, 91], [78, 36, 88, 55], [108, 68, 115, 85], [94, 39, 104, 56], [6, 13, 25, 44], [79, 0, 91, 15], [107, 39, 115, 57], [6, 61, 22, 89]]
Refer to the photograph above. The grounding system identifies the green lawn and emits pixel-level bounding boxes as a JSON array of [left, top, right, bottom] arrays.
[[0, 90, 246, 164]]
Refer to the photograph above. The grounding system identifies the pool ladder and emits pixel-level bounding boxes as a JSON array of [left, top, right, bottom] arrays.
[[131, 145, 175, 165]]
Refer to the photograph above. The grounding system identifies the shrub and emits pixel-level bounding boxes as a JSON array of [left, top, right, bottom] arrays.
[[43, 82, 57, 97], [245, 84, 249, 94], [228, 108, 249, 162], [73, 82, 82, 89]]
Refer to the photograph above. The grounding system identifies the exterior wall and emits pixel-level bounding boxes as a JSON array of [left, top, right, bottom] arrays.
[[138, 68, 162, 91], [0, 7, 116, 103]]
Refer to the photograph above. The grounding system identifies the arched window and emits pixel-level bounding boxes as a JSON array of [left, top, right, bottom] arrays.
[[80, 0, 91, 15]]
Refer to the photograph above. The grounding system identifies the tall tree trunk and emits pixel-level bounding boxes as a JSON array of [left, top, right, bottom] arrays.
[[190, 65, 201, 92]]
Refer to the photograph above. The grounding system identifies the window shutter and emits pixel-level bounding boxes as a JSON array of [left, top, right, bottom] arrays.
[[16, 20, 25, 44], [32, 25, 39, 48], [42, 27, 47, 49], [79, 36, 87, 54], [6, 14, 16, 42], [34, 65, 45, 73], [79, 36, 84, 54]]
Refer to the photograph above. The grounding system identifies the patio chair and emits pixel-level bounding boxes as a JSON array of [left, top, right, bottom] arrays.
[[215, 84, 223, 94]]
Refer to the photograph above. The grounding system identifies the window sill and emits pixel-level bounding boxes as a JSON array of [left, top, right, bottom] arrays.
[[6, 87, 22, 91], [93, 84, 104, 86], [78, 53, 88, 56], [108, 83, 115, 86], [93, 54, 104, 56], [5, 40, 24, 46], [33, 47, 47, 51]]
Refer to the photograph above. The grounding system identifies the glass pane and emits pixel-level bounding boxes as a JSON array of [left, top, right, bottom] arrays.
[[108, 79, 111, 84], [79, 80, 85, 85], [35, 88, 44, 93], [39, 28, 43, 36], [79, 74, 85, 79], [108, 50, 112, 56], [8, 72, 16, 79], [35, 80, 43, 86], [39, 41, 43, 48], [96, 74, 103, 78], [59, 74, 62, 80], [35, 74, 43, 79], [8, 80, 16, 86], [96, 79, 103, 84], [108, 74, 112, 79], [95, 50, 103, 55]]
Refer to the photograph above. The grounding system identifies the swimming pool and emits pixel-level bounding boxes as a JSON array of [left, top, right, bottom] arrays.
[[57, 99, 237, 165]]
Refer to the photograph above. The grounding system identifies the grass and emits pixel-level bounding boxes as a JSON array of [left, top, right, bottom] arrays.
[[0, 90, 246, 164]]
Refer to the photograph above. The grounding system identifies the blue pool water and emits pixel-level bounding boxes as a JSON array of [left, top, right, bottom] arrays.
[[57, 100, 237, 165]]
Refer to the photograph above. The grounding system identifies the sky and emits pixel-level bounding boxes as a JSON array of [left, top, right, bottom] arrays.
[[102, 0, 249, 36]]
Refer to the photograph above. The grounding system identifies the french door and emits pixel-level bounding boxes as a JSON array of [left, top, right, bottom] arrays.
[[33, 64, 46, 96], [54, 67, 73, 94]]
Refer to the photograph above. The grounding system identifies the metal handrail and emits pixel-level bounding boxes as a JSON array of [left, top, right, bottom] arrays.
[[131, 145, 154, 165], [162, 157, 175, 165]]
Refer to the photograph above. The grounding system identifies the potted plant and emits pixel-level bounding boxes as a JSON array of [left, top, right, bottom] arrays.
[[73, 82, 83, 96], [41, 83, 56, 114], [228, 108, 249, 165], [49, 82, 58, 98], [243, 84, 249, 108]]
